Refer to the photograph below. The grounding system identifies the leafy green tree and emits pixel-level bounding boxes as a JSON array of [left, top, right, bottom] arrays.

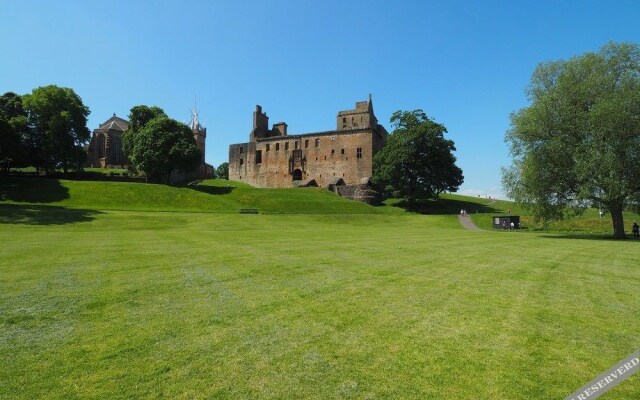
[[216, 162, 229, 180], [22, 85, 90, 174], [373, 110, 463, 202], [124, 105, 201, 184], [0, 92, 28, 171], [503, 42, 640, 238], [127, 105, 167, 133]]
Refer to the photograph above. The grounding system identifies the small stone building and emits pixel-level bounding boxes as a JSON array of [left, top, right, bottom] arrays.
[[228, 96, 388, 188], [86, 114, 129, 168]]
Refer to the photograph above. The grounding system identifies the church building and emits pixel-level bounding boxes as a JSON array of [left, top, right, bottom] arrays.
[[86, 114, 129, 168], [229, 96, 388, 188], [86, 109, 212, 182]]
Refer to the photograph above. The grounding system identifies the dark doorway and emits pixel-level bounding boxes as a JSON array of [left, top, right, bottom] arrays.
[[292, 169, 303, 181]]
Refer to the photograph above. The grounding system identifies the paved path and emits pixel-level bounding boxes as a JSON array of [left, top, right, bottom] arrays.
[[458, 215, 482, 231]]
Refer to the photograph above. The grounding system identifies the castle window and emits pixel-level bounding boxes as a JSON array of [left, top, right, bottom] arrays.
[[255, 150, 262, 164], [331, 149, 335, 155], [295, 141, 299, 150], [240, 158, 244, 166], [341, 149, 345, 155], [357, 147, 362, 159], [240, 147, 243, 154], [315, 138, 320, 148], [266, 144, 270, 152], [285, 142, 289, 151], [276, 143, 280, 151], [305, 139, 309, 148]]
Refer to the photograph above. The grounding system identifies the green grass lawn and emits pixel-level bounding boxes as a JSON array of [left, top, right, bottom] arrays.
[[1, 178, 639, 398]]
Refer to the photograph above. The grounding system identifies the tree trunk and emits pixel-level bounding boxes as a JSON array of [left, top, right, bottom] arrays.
[[610, 203, 627, 239]]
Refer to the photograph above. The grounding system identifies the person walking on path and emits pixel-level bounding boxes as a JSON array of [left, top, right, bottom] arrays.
[[633, 222, 639, 238]]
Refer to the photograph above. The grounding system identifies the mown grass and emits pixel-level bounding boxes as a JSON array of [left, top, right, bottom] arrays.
[[1, 207, 639, 399], [1, 178, 639, 398]]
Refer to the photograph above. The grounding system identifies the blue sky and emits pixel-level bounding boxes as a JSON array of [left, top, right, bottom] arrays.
[[2, 1, 640, 198]]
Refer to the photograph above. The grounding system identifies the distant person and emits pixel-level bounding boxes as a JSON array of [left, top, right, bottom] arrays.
[[633, 222, 639, 238], [502, 220, 507, 230], [510, 221, 515, 230]]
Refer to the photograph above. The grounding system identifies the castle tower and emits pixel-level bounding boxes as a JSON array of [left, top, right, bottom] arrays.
[[251, 105, 270, 139], [336, 94, 378, 131]]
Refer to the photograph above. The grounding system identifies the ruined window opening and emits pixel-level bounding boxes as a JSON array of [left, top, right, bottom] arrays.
[[331, 149, 335, 155], [239, 147, 243, 154], [276, 143, 280, 151], [295, 141, 299, 150], [255, 150, 262, 164], [324, 155, 326, 160], [240, 158, 244, 166], [305, 139, 309, 148], [341, 149, 345, 154], [285, 142, 289, 151], [357, 147, 362, 159], [315, 138, 320, 147], [266, 144, 270, 151]]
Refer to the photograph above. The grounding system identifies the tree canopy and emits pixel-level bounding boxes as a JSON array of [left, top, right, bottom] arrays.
[[21, 85, 90, 173], [372, 110, 463, 201], [503, 42, 640, 238], [216, 162, 229, 180], [123, 105, 201, 184], [0, 92, 27, 171]]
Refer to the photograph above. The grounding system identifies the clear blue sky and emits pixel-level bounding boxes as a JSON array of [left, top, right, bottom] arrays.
[[2, 0, 639, 198]]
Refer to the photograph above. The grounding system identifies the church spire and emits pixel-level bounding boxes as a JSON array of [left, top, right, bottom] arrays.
[[190, 98, 201, 131]]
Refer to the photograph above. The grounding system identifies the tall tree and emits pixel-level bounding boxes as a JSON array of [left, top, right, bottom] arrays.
[[373, 110, 463, 202], [22, 85, 90, 174], [216, 162, 229, 180], [124, 105, 201, 184], [0, 92, 27, 171], [503, 42, 640, 239]]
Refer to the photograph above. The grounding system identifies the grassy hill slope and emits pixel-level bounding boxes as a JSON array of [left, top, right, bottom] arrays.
[[3, 177, 638, 233], [0, 177, 400, 215]]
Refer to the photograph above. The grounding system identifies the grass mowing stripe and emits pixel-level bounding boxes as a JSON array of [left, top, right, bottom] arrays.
[[1, 210, 639, 399]]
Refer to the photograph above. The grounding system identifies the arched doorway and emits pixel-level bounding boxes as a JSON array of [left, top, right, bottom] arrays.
[[292, 169, 303, 181]]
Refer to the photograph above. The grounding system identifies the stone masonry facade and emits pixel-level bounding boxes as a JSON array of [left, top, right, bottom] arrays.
[[229, 97, 387, 188]]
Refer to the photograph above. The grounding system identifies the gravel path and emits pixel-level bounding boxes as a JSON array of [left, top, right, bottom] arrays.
[[458, 215, 482, 231]]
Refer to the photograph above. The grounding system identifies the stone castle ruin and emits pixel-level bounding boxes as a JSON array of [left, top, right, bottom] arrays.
[[228, 96, 387, 201]]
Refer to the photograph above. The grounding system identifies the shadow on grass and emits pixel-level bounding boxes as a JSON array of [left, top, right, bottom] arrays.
[[0, 204, 102, 225], [390, 197, 501, 215], [185, 183, 235, 196], [539, 233, 638, 241], [0, 177, 70, 203]]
